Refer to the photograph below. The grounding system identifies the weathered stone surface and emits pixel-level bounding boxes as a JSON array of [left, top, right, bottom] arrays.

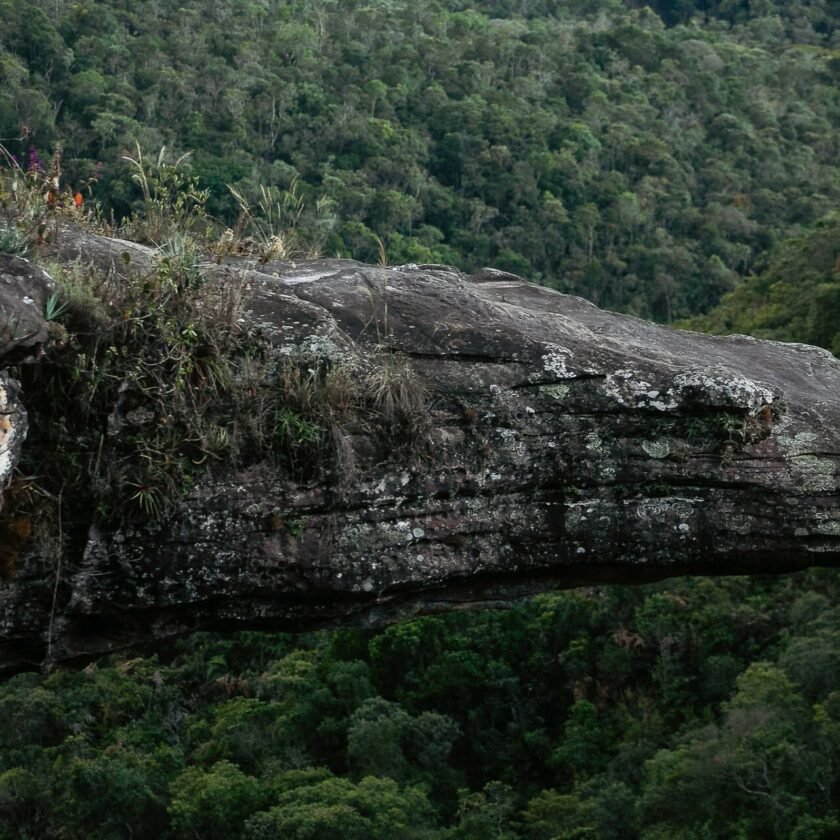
[[1, 230, 839, 671], [0, 374, 26, 504], [0, 254, 52, 506], [0, 253, 53, 361]]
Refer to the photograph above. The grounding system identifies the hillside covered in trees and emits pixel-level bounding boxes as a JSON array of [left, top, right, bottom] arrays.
[[1, 1, 839, 838], [0, 573, 838, 838], [2, 0, 840, 322]]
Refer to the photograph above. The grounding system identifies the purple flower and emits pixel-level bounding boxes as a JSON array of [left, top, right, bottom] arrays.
[[27, 146, 44, 172]]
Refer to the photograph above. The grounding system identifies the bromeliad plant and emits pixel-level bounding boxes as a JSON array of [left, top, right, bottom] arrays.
[[0, 145, 54, 253]]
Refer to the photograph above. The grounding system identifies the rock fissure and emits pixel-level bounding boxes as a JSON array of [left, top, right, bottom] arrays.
[[393, 350, 528, 365]]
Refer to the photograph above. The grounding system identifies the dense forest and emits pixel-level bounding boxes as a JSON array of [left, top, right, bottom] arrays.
[[1, 0, 839, 837], [2, 0, 840, 321], [0, 572, 837, 838]]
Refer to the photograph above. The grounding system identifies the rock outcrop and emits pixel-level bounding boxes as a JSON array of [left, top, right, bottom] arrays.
[[1, 229, 839, 672], [0, 254, 54, 502]]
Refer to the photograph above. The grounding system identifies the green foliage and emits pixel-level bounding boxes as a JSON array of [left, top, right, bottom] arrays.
[[346, 696, 460, 797], [452, 781, 519, 840], [15, 244, 251, 522], [55, 750, 170, 839], [0, 221, 28, 255], [550, 700, 615, 784], [640, 662, 836, 838], [0, 3, 839, 838], [119, 143, 210, 245], [0, 573, 837, 837], [227, 180, 332, 262], [688, 211, 840, 355], [244, 774, 438, 840], [5, 177, 364, 526], [3, 0, 840, 319], [169, 760, 267, 839], [522, 788, 596, 840]]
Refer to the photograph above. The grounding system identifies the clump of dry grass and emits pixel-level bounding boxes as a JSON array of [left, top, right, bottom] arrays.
[[365, 355, 429, 442]]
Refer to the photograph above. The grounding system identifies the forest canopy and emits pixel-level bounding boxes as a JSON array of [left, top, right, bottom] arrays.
[[1, 0, 840, 320], [0, 573, 838, 839]]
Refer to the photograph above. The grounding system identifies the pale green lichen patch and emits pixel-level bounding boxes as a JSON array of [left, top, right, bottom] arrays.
[[781, 429, 818, 455], [604, 363, 778, 415], [628, 496, 699, 524], [603, 369, 678, 412], [672, 365, 776, 410], [585, 431, 605, 453], [811, 512, 840, 536], [641, 439, 671, 459], [540, 343, 576, 379], [539, 384, 570, 400], [277, 334, 357, 367], [790, 455, 839, 494]]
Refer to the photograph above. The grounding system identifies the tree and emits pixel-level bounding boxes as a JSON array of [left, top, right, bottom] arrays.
[[641, 663, 835, 837], [451, 781, 519, 840], [243, 774, 439, 840], [169, 760, 267, 840]]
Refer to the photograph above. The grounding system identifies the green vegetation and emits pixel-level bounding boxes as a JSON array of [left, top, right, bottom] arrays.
[[0, 1, 839, 837], [10, 255, 347, 524], [3, 0, 840, 320], [0, 151, 275, 522], [688, 210, 840, 354], [0, 573, 837, 838], [0, 151, 431, 525]]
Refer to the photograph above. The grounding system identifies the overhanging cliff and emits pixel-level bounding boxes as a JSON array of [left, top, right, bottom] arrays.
[[1, 229, 838, 672]]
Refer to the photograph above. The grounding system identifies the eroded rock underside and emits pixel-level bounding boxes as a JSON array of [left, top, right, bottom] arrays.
[[1, 230, 839, 671]]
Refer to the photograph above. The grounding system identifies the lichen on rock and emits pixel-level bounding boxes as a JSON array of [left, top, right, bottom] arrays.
[[672, 365, 778, 410], [0, 375, 26, 505]]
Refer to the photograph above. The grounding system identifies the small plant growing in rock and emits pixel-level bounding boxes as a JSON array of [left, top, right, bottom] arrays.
[[365, 355, 429, 444], [119, 143, 211, 246], [0, 221, 29, 255], [225, 180, 332, 263]]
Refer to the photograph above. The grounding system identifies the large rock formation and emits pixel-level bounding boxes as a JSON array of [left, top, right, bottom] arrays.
[[1, 229, 839, 672]]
